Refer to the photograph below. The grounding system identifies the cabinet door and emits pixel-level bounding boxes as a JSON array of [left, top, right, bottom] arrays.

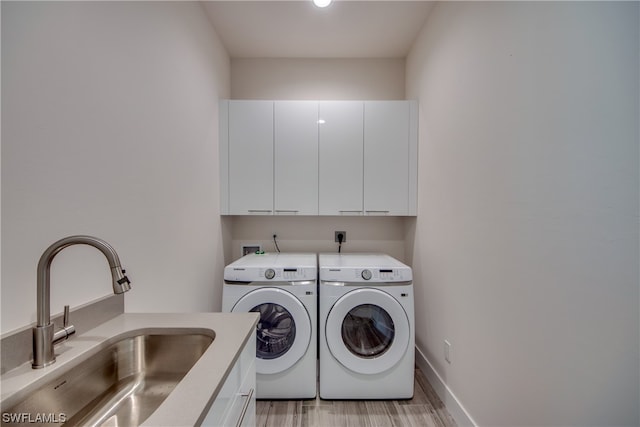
[[318, 101, 364, 215], [201, 336, 256, 427], [221, 339, 256, 427], [228, 101, 274, 215], [274, 101, 318, 215], [364, 101, 411, 216]]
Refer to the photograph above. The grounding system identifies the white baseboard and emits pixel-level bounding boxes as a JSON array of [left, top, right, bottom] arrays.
[[415, 346, 478, 427]]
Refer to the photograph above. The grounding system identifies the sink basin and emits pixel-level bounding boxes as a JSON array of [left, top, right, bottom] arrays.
[[1, 330, 214, 426]]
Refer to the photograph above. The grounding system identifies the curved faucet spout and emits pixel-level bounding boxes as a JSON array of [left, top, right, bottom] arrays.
[[33, 235, 131, 368]]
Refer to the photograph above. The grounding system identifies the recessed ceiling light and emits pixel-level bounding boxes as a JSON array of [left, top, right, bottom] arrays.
[[313, 0, 332, 8]]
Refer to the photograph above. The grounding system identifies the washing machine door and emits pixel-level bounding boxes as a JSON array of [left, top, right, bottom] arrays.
[[326, 288, 409, 375], [231, 287, 311, 375]]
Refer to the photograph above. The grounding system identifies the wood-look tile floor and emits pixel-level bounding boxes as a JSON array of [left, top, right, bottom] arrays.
[[256, 367, 457, 427]]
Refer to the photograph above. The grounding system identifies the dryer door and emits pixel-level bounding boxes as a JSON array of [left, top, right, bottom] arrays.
[[232, 287, 311, 374], [326, 288, 410, 375]]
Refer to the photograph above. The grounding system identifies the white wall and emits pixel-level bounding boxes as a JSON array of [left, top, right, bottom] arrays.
[[1, 1, 230, 333], [230, 216, 407, 263], [231, 58, 405, 100], [406, 2, 639, 426]]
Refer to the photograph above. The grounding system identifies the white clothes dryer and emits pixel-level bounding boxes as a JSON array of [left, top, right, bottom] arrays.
[[223, 253, 317, 399], [319, 253, 415, 399]]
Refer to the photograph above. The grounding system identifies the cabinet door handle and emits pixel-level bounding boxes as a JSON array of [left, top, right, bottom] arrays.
[[339, 210, 363, 215], [275, 210, 299, 214], [247, 209, 272, 214], [365, 210, 390, 215], [235, 388, 254, 427]]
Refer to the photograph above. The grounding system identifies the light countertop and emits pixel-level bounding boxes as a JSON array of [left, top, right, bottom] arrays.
[[0, 312, 259, 426]]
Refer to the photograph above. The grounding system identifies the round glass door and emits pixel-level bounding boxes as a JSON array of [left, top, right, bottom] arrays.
[[326, 288, 409, 375], [232, 287, 311, 374], [251, 302, 296, 360], [342, 304, 394, 358]]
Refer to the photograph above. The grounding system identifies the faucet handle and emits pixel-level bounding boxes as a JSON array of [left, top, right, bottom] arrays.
[[63, 305, 70, 328], [52, 305, 76, 345]]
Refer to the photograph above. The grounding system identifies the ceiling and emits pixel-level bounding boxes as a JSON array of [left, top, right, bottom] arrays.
[[202, 1, 435, 58]]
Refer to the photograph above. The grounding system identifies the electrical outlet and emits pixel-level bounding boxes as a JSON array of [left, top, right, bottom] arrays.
[[444, 340, 452, 364], [334, 231, 346, 243]]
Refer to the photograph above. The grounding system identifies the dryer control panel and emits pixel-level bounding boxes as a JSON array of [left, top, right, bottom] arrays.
[[319, 253, 413, 283], [321, 267, 411, 283]]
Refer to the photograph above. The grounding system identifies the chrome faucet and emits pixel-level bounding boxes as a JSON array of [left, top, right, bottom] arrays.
[[32, 235, 131, 369]]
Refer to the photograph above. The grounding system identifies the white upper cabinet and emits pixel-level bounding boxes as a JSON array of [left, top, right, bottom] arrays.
[[274, 101, 319, 215], [364, 101, 418, 216], [227, 100, 274, 215], [220, 100, 417, 216], [319, 101, 364, 215]]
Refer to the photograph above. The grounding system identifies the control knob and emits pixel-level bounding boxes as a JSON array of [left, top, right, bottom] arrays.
[[265, 269, 276, 280], [361, 269, 372, 280]]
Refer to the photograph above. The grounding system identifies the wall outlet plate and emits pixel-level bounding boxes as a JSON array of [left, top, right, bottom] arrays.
[[334, 231, 346, 243]]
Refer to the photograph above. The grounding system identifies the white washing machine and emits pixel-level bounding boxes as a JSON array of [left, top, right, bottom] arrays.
[[223, 252, 317, 399], [319, 253, 415, 399]]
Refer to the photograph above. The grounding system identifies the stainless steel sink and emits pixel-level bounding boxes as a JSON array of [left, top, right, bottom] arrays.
[[1, 330, 214, 426]]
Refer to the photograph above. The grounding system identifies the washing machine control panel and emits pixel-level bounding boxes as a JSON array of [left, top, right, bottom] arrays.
[[378, 269, 400, 281], [224, 253, 318, 282], [225, 266, 317, 282], [258, 267, 316, 281]]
